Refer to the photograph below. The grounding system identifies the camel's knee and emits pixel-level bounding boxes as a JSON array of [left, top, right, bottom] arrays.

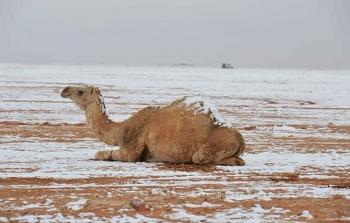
[[192, 149, 213, 165], [109, 148, 142, 162], [95, 150, 113, 160], [205, 128, 244, 158]]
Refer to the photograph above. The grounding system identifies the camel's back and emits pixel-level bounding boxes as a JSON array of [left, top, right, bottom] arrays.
[[134, 97, 232, 162], [142, 96, 231, 137]]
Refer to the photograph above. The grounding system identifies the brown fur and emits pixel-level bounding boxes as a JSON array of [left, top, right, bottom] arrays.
[[61, 86, 245, 166]]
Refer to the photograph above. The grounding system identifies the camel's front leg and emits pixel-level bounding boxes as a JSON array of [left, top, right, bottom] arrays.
[[110, 148, 141, 162], [95, 144, 144, 162], [95, 150, 113, 161]]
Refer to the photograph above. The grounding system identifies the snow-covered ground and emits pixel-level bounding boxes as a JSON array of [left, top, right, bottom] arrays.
[[0, 64, 349, 222]]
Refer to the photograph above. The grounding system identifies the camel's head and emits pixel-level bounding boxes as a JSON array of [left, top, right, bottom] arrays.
[[61, 85, 103, 111]]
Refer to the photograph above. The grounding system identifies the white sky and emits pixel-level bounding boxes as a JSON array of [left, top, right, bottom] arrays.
[[0, 0, 349, 69]]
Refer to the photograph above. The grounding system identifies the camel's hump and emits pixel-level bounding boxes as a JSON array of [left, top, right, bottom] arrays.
[[174, 96, 230, 127]]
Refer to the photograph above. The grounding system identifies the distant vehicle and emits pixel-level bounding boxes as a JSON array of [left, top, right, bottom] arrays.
[[222, 63, 234, 69]]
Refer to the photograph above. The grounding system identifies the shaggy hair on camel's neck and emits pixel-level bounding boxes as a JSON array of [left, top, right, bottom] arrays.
[[95, 90, 110, 122]]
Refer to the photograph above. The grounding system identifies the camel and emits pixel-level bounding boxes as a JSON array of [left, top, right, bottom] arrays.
[[61, 85, 245, 166]]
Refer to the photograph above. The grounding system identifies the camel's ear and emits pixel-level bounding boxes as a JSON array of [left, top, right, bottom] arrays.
[[93, 87, 101, 95], [87, 86, 101, 95]]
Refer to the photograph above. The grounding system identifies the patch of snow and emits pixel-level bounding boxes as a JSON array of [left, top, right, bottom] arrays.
[[208, 205, 290, 223], [167, 205, 291, 223], [66, 198, 87, 211], [273, 125, 297, 132], [16, 204, 44, 210], [341, 216, 350, 221], [219, 149, 350, 175], [181, 96, 231, 127], [166, 208, 207, 222], [1, 200, 55, 211], [0, 217, 8, 223], [150, 188, 167, 195], [44, 198, 53, 206], [299, 175, 341, 179], [107, 192, 113, 197], [182, 202, 220, 208], [10, 215, 52, 223], [272, 125, 350, 140], [111, 214, 163, 223], [300, 210, 313, 219], [79, 212, 96, 218], [224, 181, 350, 201], [9, 213, 108, 223]]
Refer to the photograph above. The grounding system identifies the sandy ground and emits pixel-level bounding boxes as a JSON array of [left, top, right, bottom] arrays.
[[0, 64, 349, 222]]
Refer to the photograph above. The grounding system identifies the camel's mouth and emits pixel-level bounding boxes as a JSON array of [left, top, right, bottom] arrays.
[[61, 87, 71, 98]]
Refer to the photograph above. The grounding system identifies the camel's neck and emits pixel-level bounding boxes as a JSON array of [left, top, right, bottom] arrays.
[[85, 95, 122, 145]]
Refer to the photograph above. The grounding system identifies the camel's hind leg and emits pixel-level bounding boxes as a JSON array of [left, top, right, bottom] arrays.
[[192, 128, 245, 166], [217, 157, 245, 166]]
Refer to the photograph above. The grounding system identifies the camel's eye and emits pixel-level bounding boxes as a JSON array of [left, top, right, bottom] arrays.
[[78, 90, 84, 96]]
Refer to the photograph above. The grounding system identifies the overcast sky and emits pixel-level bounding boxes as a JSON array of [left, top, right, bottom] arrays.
[[0, 0, 349, 69]]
